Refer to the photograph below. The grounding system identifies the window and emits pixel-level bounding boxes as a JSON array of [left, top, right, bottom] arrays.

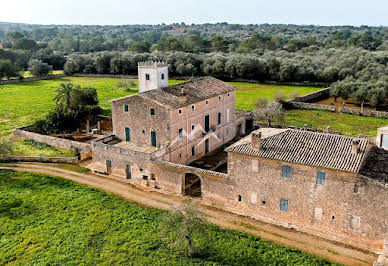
[[161, 73, 165, 80], [280, 199, 289, 211], [143, 175, 148, 180], [142, 130, 145, 134], [205, 100, 208, 104], [126, 165, 131, 179], [218, 96, 221, 101], [316, 171, 326, 185], [262, 200, 267, 205], [151, 131, 156, 147], [150, 108, 155, 116], [124, 104, 128, 112], [332, 216, 335, 220], [178, 109, 182, 114], [106, 160, 112, 168], [217, 112, 222, 125], [191, 124, 195, 130], [282, 165, 291, 178], [238, 195, 242, 202], [191, 105, 195, 111], [145, 73, 150, 80], [125, 127, 130, 141], [179, 152, 182, 158], [178, 128, 183, 139], [227, 92, 230, 96], [191, 146, 195, 156]]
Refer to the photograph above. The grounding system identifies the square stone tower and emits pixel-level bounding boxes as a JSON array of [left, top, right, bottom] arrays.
[[138, 61, 169, 93]]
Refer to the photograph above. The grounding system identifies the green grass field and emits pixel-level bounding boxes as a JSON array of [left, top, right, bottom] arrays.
[[230, 82, 321, 110], [0, 170, 332, 265], [286, 110, 387, 137]]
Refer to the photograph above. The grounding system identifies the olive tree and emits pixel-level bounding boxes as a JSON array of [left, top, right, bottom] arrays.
[[254, 97, 286, 127], [159, 201, 206, 257]]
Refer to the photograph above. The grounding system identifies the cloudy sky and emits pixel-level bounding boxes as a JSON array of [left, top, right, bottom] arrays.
[[1, 0, 387, 26]]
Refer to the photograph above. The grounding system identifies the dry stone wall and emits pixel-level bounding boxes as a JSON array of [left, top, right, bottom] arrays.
[[14, 127, 91, 151]]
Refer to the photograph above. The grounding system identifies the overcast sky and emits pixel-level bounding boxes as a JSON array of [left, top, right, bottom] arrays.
[[1, 0, 387, 26]]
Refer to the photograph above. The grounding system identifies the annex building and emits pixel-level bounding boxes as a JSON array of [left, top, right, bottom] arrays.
[[90, 61, 388, 263]]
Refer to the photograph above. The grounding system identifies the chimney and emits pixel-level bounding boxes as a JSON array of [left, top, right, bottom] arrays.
[[252, 132, 262, 150], [351, 139, 360, 154]]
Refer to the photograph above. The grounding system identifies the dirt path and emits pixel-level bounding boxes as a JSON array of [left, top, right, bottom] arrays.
[[0, 163, 378, 266]]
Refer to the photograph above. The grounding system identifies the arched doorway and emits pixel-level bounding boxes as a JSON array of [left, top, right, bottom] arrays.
[[184, 173, 201, 198]]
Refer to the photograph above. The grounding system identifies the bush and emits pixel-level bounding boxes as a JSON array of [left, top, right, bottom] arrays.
[[35, 105, 80, 134], [0, 140, 14, 156]]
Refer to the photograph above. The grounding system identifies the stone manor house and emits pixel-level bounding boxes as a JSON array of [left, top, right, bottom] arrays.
[[90, 61, 388, 261]]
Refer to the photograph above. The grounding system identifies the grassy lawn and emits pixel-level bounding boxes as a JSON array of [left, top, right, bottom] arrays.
[[10, 139, 76, 157], [286, 110, 387, 137], [229, 82, 322, 111], [0, 170, 332, 265]]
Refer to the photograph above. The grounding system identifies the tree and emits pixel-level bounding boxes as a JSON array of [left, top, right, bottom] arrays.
[[28, 59, 52, 77], [0, 59, 20, 80], [54, 82, 78, 109], [352, 85, 369, 112], [0, 140, 13, 157], [254, 97, 286, 127], [13, 38, 38, 51], [159, 201, 206, 257]]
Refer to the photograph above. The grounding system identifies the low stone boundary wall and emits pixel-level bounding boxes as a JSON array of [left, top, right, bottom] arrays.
[[340, 106, 388, 119], [0, 74, 66, 85], [285, 101, 336, 112], [292, 88, 331, 103], [14, 127, 91, 151], [0, 156, 78, 164]]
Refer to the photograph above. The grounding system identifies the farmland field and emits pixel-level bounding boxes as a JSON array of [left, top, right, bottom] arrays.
[[0, 170, 332, 265]]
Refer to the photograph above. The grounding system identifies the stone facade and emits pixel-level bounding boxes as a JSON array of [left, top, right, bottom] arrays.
[[110, 83, 244, 165], [226, 152, 388, 253]]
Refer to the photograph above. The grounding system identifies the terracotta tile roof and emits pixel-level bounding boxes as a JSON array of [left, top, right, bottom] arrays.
[[139, 76, 236, 109], [226, 129, 370, 173], [359, 146, 388, 184]]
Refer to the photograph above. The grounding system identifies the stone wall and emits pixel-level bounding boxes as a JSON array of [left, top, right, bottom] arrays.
[[226, 152, 388, 253], [288, 87, 388, 119], [150, 160, 231, 204], [292, 88, 331, 103], [285, 101, 336, 112], [0, 74, 66, 85], [340, 106, 388, 119], [0, 156, 78, 164], [14, 127, 91, 151]]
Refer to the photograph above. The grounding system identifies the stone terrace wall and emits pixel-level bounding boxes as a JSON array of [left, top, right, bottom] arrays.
[[0, 156, 78, 164], [14, 127, 91, 151], [0, 74, 66, 85]]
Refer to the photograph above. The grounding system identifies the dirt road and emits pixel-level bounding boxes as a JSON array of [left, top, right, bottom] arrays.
[[0, 163, 378, 265]]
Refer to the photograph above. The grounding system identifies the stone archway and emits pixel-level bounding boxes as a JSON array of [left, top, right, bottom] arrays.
[[184, 173, 201, 198]]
